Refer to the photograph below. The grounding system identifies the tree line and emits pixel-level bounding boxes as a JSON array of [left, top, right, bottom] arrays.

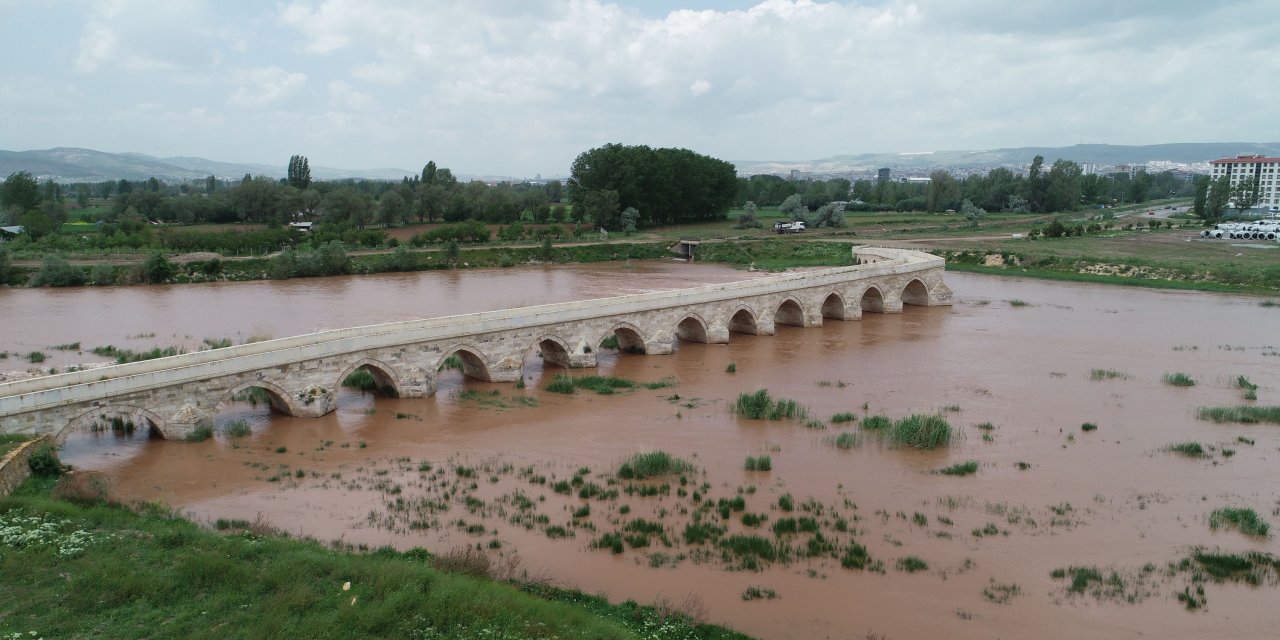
[[734, 156, 1198, 215]]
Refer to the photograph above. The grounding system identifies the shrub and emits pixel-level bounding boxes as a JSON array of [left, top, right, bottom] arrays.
[[52, 471, 111, 504], [32, 255, 86, 287], [142, 252, 176, 284], [27, 444, 65, 477]]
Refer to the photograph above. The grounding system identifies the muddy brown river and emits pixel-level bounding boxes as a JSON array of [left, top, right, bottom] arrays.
[[5, 263, 1280, 639]]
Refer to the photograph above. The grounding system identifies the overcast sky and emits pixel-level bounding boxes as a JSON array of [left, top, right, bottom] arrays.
[[2, 0, 1277, 177]]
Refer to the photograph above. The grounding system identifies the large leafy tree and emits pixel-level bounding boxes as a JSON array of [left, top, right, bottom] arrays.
[[568, 143, 736, 229], [1, 171, 42, 218]]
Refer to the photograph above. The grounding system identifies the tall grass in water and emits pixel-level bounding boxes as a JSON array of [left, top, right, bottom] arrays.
[[545, 374, 639, 395], [1209, 507, 1270, 537], [1236, 376, 1258, 401], [1089, 369, 1129, 381], [617, 451, 694, 479], [1168, 441, 1206, 457], [1162, 372, 1196, 387], [223, 419, 252, 438], [936, 460, 979, 476], [732, 389, 808, 420], [860, 415, 892, 430], [1197, 406, 1280, 424], [888, 414, 953, 449]]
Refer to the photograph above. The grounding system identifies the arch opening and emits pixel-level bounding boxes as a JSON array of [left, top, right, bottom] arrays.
[[821, 293, 847, 320], [676, 316, 709, 343], [438, 348, 492, 381], [727, 308, 758, 335], [600, 325, 646, 355], [223, 382, 294, 416], [338, 361, 401, 397], [62, 406, 164, 441], [901, 279, 930, 306], [774, 299, 806, 327], [860, 287, 886, 314], [536, 338, 573, 369]]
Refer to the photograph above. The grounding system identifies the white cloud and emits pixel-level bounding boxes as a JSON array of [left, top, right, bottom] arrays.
[[7, 0, 1280, 175], [228, 66, 307, 107]]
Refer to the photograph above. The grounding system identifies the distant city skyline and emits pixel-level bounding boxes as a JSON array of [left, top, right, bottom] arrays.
[[1, 1, 1277, 177]]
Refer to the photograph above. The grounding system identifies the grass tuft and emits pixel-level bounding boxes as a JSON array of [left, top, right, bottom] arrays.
[[617, 451, 693, 480], [1168, 441, 1207, 457], [1209, 507, 1270, 537], [732, 389, 808, 420], [936, 460, 978, 476], [888, 414, 953, 449], [1162, 372, 1196, 387]]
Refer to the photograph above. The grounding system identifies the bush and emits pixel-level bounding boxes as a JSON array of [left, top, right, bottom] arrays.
[[27, 444, 65, 477], [52, 471, 111, 504], [142, 252, 176, 284], [32, 255, 86, 287]]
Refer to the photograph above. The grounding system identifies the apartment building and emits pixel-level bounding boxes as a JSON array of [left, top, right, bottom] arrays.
[[1209, 154, 1280, 210]]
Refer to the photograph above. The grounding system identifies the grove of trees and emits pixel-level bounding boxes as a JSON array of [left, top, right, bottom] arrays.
[[567, 143, 737, 229]]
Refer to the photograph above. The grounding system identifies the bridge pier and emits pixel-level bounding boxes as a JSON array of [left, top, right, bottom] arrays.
[[291, 385, 337, 417], [705, 325, 731, 344], [166, 404, 213, 441]]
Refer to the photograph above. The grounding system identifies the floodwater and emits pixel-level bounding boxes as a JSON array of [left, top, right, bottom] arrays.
[[16, 264, 1280, 639]]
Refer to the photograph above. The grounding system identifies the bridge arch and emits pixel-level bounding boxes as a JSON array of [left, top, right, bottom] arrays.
[[222, 379, 297, 416], [901, 278, 930, 306], [59, 404, 168, 442], [859, 285, 886, 314], [598, 322, 648, 354], [675, 313, 711, 343], [436, 344, 494, 381], [525, 334, 575, 370], [336, 357, 403, 397], [727, 305, 760, 335], [774, 297, 807, 327], [820, 292, 848, 320]]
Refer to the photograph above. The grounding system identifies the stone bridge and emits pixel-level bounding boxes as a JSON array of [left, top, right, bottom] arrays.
[[0, 247, 952, 441]]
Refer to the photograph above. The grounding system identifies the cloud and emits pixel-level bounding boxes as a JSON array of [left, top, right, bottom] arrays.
[[228, 66, 307, 107], [690, 79, 711, 96], [73, 0, 240, 73]]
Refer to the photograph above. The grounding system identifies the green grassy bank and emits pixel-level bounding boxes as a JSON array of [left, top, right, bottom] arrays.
[[0, 475, 751, 640]]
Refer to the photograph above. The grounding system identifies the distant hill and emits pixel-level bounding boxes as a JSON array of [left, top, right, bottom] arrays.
[[732, 142, 1280, 175], [0, 148, 415, 182]]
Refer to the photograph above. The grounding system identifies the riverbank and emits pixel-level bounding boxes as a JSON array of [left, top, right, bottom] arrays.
[[5, 225, 1277, 296], [0, 474, 751, 640]]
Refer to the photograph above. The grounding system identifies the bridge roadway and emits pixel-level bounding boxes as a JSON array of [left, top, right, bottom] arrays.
[[0, 247, 952, 440]]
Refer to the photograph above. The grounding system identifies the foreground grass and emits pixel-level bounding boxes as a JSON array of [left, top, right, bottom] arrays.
[[0, 477, 748, 640]]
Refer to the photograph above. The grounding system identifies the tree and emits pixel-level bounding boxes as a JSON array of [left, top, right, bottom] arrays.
[[1, 171, 42, 216], [812, 202, 847, 228], [1044, 160, 1082, 212], [925, 170, 960, 212], [620, 207, 639, 234], [734, 201, 762, 229], [579, 189, 620, 229], [421, 161, 437, 186], [544, 180, 563, 202], [1025, 155, 1047, 212], [1203, 175, 1233, 222], [1231, 176, 1261, 217], [778, 194, 806, 219], [230, 176, 282, 224], [568, 143, 736, 226], [961, 199, 986, 225], [287, 155, 312, 190], [1192, 176, 1209, 220], [322, 188, 375, 229], [378, 190, 408, 227]]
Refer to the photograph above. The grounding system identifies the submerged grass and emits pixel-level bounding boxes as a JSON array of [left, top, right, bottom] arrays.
[[545, 374, 666, 395], [617, 451, 694, 480], [732, 389, 808, 421], [0, 478, 747, 640], [888, 414, 953, 449], [1089, 368, 1130, 381], [1168, 441, 1207, 457], [1209, 507, 1271, 537], [1196, 406, 1280, 424], [936, 460, 979, 476]]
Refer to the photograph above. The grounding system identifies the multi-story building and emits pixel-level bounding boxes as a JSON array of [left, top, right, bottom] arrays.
[[1209, 154, 1280, 211]]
